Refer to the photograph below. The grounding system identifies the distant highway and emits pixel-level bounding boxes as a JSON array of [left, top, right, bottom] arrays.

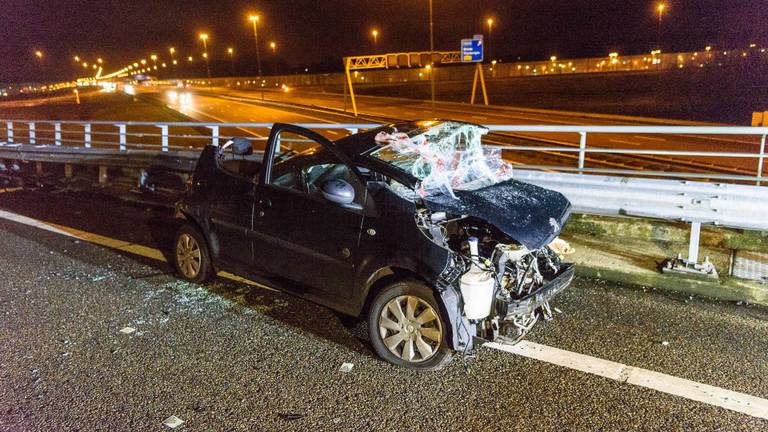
[[147, 86, 765, 179]]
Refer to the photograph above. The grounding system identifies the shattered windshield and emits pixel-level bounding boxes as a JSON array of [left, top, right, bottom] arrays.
[[369, 121, 514, 199]]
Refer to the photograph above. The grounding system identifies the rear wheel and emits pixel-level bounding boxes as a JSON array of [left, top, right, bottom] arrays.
[[368, 280, 453, 370], [173, 224, 213, 283]]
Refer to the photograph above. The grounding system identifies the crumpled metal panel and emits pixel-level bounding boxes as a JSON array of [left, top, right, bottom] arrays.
[[423, 179, 572, 250]]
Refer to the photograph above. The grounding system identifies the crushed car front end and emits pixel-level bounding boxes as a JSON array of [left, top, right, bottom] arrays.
[[363, 120, 576, 349]]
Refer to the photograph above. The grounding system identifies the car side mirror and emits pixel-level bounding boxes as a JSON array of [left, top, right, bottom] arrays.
[[321, 179, 355, 205]]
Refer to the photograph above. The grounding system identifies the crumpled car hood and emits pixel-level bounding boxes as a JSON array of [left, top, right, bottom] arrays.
[[421, 178, 572, 250]]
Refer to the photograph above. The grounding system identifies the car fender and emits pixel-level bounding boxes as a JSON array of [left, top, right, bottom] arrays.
[[359, 260, 473, 352]]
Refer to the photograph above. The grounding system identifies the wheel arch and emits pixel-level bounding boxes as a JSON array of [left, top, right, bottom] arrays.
[[174, 209, 220, 266], [360, 265, 470, 352]]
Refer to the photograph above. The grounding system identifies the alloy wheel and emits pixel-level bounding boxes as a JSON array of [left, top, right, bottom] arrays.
[[379, 295, 443, 363], [176, 233, 202, 279]]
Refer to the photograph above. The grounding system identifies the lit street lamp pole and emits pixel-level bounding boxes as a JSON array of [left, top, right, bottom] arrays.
[[657, 3, 665, 51], [371, 29, 379, 51], [169, 47, 177, 78], [228, 47, 236, 75], [199, 33, 211, 79], [150, 54, 157, 76], [486, 18, 494, 62], [249, 15, 263, 76], [34, 50, 44, 79], [269, 41, 277, 74], [428, 0, 435, 117]]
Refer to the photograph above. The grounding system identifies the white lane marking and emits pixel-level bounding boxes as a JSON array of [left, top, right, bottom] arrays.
[[212, 96, 335, 124], [5, 205, 767, 420], [633, 135, 667, 142], [609, 138, 641, 146], [181, 108, 265, 138], [486, 341, 768, 420], [0, 208, 277, 292]]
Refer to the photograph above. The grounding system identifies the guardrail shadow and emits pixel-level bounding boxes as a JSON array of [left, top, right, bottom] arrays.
[[0, 188, 375, 358]]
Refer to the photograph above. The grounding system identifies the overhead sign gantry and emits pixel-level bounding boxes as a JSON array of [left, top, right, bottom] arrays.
[[343, 45, 488, 117]]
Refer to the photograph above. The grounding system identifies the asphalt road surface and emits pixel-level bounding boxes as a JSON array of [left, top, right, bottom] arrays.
[[155, 87, 765, 179], [1, 189, 767, 431]]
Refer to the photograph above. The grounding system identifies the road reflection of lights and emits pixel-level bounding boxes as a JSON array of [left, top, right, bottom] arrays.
[[180, 92, 192, 108], [167, 90, 178, 102], [123, 84, 135, 95]]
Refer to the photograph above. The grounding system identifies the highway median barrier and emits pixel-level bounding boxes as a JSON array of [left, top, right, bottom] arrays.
[[561, 214, 768, 306]]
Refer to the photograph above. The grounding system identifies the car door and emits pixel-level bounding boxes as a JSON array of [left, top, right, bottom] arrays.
[[250, 125, 365, 302], [207, 158, 255, 267]]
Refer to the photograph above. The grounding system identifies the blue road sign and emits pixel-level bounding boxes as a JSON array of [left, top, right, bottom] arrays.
[[461, 38, 483, 63]]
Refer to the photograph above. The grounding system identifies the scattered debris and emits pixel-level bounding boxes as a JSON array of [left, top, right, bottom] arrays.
[[339, 362, 354, 373], [553, 307, 563, 314], [119, 326, 136, 335], [278, 413, 305, 421], [162, 415, 185, 429], [92, 275, 109, 282], [661, 341, 670, 346]]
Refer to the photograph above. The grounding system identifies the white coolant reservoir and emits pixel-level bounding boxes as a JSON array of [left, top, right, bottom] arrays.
[[459, 237, 495, 320]]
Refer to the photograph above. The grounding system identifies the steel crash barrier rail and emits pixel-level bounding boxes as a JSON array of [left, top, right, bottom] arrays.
[[1, 119, 768, 276]]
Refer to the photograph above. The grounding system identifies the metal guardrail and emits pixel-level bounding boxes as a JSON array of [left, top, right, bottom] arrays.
[[2, 119, 766, 183], [1, 119, 767, 272]]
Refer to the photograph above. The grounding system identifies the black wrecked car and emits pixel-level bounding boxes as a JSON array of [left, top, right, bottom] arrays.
[[174, 120, 574, 369]]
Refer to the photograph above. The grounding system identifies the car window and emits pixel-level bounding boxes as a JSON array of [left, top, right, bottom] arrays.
[[303, 162, 365, 207], [272, 168, 301, 191]]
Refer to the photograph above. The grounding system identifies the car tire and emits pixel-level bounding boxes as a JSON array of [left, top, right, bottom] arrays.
[[173, 224, 213, 284], [368, 279, 453, 370]]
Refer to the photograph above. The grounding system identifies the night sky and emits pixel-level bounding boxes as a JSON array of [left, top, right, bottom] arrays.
[[2, 0, 766, 83]]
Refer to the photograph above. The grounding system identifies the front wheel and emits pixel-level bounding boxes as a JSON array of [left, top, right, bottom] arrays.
[[368, 280, 453, 370], [173, 224, 213, 283]]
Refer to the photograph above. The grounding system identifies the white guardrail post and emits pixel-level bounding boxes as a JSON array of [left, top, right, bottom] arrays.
[[84, 123, 91, 148], [687, 221, 702, 264], [54, 122, 61, 146], [116, 124, 126, 151], [207, 126, 220, 147], [159, 125, 169, 152], [6, 121, 13, 144], [578, 131, 587, 172], [28, 122, 35, 145], [758, 133, 766, 186]]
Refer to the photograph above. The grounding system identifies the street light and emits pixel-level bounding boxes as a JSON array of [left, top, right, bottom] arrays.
[[656, 3, 666, 50], [199, 33, 211, 78], [74, 55, 80, 62], [249, 15, 262, 76], [227, 47, 235, 75], [371, 29, 379, 50], [34, 50, 43, 59], [169, 47, 177, 78], [427, 0, 435, 117], [269, 41, 276, 54], [486, 18, 494, 61], [97, 58, 103, 64]]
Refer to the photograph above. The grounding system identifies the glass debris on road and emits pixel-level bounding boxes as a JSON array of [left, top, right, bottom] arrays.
[[162, 415, 185, 429], [339, 362, 354, 373]]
